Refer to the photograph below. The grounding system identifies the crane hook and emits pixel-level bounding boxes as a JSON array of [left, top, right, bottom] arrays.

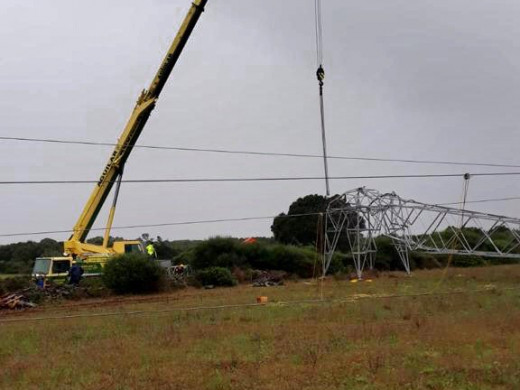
[[316, 65, 325, 87]]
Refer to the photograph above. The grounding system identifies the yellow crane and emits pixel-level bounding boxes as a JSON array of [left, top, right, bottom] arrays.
[[32, 0, 208, 280]]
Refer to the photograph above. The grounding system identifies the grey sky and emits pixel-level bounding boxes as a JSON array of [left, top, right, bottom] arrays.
[[1, 0, 520, 244]]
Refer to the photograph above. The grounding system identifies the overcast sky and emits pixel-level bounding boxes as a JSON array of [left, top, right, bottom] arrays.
[[1, 0, 520, 244]]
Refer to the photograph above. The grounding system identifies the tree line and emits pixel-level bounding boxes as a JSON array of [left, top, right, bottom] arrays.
[[1, 194, 518, 276]]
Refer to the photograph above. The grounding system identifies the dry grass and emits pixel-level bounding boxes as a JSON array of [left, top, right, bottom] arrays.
[[1, 264, 520, 389], [0, 274, 24, 279]]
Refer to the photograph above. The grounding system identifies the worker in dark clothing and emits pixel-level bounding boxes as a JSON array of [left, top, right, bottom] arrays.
[[68, 263, 84, 286]]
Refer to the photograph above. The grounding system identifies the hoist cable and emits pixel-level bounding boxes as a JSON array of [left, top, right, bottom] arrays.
[[314, 0, 324, 66], [433, 173, 472, 292], [314, 0, 330, 196], [461, 173, 471, 221], [318, 74, 330, 196]]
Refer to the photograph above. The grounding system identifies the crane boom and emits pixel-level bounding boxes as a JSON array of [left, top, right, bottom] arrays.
[[64, 0, 208, 257]]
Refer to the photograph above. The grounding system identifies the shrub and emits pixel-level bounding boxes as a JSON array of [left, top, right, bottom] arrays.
[[231, 267, 249, 283], [173, 248, 195, 266], [266, 245, 316, 277], [191, 237, 244, 269], [373, 237, 402, 270], [243, 243, 277, 270], [327, 252, 350, 274], [451, 255, 487, 268], [80, 277, 111, 298], [0, 276, 32, 295], [188, 238, 321, 278], [195, 267, 236, 287], [102, 254, 165, 294], [411, 253, 442, 269]]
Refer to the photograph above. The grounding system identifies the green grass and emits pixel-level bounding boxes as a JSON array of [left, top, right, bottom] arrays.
[[1, 264, 520, 389], [0, 274, 25, 280]]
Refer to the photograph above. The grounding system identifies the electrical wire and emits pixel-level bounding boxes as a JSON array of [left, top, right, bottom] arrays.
[[2, 171, 520, 185], [1, 135, 520, 169], [0, 213, 319, 238], [437, 196, 520, 206], [1, 193, 520, 239], [432, 173, 471, 292], [0, 286, 515, 324]]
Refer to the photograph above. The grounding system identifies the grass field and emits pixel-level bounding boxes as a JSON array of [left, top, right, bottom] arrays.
[[1, 265, 520, 389], [0, 274, 24, 280]]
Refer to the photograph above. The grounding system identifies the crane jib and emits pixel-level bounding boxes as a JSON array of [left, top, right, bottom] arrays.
[[98, 149, 119, 186], [63, 0, 208, 255]]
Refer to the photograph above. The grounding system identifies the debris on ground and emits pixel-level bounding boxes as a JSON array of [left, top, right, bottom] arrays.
[[0, 284, 100, 311], [0, 288, 37, 310], [252, 271, 286, 287]]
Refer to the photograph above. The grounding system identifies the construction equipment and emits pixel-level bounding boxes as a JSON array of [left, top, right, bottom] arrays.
[[32, 0, 209, 280]]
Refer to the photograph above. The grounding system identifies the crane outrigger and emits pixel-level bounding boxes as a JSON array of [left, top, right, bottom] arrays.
[[33, 0, 208, 279]]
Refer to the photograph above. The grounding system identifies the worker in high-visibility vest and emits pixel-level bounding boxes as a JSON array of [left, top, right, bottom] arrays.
[[146, 243, 156, 258]]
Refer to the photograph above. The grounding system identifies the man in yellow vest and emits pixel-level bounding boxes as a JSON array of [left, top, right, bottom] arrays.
[[146, 243, 156, 258]]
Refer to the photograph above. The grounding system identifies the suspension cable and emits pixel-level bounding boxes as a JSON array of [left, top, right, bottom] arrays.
[[461, 173, 471, 223], [315, 0, 330, 196], [314, 0, 324, 66], [433, 173, 472, 292]]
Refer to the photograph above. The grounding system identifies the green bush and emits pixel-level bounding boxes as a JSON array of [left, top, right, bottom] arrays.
[[102, 254, 165, 294], [195, 267, 236, 287], [327, 252, 350, 274], [188, 237, 321, 278], [410, 253, 442, 269], [173, 248, 194, 265], [243, 243, 277, 270], [266, 245, 315, 277], [191, 237, 244, 269], [451, 255, 487, 268], [80, 277, 111, 298], [0, 276, 32, 295]]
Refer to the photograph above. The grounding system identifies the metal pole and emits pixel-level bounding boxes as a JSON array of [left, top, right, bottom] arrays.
[[103, 168, 124, 248]]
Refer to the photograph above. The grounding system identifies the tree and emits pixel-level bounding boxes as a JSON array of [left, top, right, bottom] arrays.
[[271, 194, 361, 251], [153, 236, 180, 259], [86, 236, 126, 246], [0, 238, 65, 274], [271, 195, 329, 246]]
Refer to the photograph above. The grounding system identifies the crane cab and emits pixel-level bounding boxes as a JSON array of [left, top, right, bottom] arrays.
[[112, 240, 144, 254], [32, 257, 73, 281], [32, 241, 144, 281]]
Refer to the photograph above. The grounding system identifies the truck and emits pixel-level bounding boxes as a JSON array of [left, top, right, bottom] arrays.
[[32, 0, 209, 281]]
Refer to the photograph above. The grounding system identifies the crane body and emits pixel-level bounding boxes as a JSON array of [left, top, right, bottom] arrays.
[[32, 0, 208, 280]]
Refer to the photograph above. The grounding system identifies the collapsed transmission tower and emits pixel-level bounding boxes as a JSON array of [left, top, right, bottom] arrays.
[[323, 187, 520, 279]]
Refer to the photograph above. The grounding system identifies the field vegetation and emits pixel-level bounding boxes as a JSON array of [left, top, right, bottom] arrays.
[[1, 264, 519, 389]]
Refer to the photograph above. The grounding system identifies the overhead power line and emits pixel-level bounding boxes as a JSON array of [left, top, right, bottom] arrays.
[[1, 135, 520, 169], [2, 171, 520, 185], [1, 195, 520, 238], [437, 196, 520, 206], [0, 286, 516, 324], [0, 213, 318, 238]]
